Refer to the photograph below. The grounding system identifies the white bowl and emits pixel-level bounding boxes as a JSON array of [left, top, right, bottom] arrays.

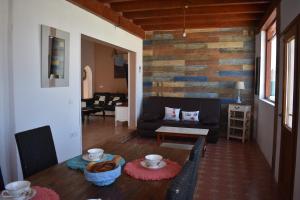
[[87, 148, 104, 161], [144, 154, 163, 167]]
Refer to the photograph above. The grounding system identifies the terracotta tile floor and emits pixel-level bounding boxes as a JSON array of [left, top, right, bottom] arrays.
[[82, 116, 132, 151], [194, 139, 279, 200], [83, 119, 279, 200]]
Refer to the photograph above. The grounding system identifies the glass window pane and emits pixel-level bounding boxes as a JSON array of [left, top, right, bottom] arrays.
[[284, 38, 295, 129], [269, 36, 277, 101], [264, 21, 277, 102]]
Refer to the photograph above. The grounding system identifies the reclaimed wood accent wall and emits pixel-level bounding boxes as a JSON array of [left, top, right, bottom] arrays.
[[143, 28, 255, 132]]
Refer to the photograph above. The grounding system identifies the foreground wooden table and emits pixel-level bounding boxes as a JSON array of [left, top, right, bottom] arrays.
[[28, 141, 190, 200]]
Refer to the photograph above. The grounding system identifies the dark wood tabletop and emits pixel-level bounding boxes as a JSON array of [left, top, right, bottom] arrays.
[[27, 141, 190, 200]]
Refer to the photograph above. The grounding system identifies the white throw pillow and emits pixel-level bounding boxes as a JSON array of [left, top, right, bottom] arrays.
[[112, 97, 120, 101], [93, 100, 99, 105], [164, 107, 181, 121], [99, 96, 105, 102], [182, 111, 199, 122]]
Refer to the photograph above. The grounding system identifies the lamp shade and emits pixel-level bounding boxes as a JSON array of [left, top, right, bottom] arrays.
[[236, 81, 245, 90]]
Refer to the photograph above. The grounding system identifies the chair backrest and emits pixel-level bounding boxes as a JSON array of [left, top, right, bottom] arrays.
[[0, 167, 4, 191], [188, 137, 205, 199], [15, 126, 58, 178], [166, 161, 195, 200], [189, 137, 205, 163]]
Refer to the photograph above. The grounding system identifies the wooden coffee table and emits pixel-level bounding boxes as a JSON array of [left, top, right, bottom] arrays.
[[155, 126, 209, 156]]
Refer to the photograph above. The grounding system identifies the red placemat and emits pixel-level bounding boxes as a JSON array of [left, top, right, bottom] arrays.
[[124, 159, 181, 180], [32, 186, 60, 200]]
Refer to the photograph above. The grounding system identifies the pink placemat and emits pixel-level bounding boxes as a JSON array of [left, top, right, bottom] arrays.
[[31, 186, 60, 200], [124, 159, 181, 180]]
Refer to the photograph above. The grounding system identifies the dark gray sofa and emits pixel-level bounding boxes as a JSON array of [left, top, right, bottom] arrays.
[[137, 96, 221, 143]]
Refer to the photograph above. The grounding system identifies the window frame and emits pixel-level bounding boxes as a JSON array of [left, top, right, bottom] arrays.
[[264, 20, 277, 102]]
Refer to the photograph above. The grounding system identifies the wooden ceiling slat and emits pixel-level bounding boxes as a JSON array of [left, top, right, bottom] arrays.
[[97, 0, 138, 3], [69, 0, 272, 32], [134, 13, 262, 26], [142, 20, 258, 31], [124, 4, 267, 19], [111, 0, 270, 12], [67, 0, 145, 38]]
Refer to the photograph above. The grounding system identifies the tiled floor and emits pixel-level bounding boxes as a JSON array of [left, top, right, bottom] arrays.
[[82, 116, 132, 151], [83, 118, 279, 200], [194, 139, 279, 200], [129, 136, 279, 200]]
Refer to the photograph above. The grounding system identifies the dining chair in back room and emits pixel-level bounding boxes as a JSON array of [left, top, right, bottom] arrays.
[[15, 125, 58, 178]]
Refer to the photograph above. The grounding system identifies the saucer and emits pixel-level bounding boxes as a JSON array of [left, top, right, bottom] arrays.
[[0, 188, 36, 200], [140, 160, 167, 170], [23, 188, 36, 200], [82, 154, 105, 162]]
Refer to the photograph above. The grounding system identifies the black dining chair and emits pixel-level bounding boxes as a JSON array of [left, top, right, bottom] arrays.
[[189, 137, 205, 163], [0, 166, 4, 191], [15, 125, 58, 178], [188, 137, 205, 199], [166, 161, 195, 200]]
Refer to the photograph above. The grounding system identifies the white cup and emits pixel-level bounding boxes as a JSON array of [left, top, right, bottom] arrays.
[[1, 181, 31, 198], [145, 154, 163, 167], [87, 148, 104, 161]]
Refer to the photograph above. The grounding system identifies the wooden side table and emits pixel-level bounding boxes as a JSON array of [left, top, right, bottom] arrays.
[[227, 104, 251, 143], [115, 105, 128, 127]]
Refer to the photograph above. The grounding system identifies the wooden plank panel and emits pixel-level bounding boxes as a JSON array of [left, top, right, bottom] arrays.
[[143, 28, 255, 107], [124, 4, 267, 19], [142, 20, 258, 31], [67, 0, 145, 38], [111, 0, 270, 12], [133, 13, 262, 26]]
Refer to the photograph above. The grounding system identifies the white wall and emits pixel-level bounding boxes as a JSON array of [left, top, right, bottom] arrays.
[[256, 101, 275, 166], [255, 31, 275, 167], [0, 0, 16, 184], [9, 0, 143, 180], [255, 0, 300, 199], [280, 1, 300, 200]]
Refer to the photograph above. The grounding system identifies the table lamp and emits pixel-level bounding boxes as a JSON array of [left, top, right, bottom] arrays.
[[236, 81, 245, 104]]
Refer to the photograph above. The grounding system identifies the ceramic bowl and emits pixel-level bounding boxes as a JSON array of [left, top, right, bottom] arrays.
[[84, 165, 121, 186]]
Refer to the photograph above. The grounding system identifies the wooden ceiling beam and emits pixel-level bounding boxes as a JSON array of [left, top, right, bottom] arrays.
[[142, 20, 259, 31], [67, 0, 145, 38], [134, 13, 262, 26], [97, 0, 138, 3], [111, 0, 270, 12], [124, 4, 267, 19]]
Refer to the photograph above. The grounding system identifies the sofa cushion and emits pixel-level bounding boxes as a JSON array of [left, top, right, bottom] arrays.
[[137, 121, 162, 130], [164, 107, 180, 121], [202, 118, 219, 125], [162, 120, 181, 126], [182, 111, 199, 122], [141, 113, 161, 122], [162, 120, 201, 129]]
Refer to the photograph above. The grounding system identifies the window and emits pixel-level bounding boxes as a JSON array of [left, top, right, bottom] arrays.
[[265, 21, 277, 101], [283, 37, 295, 129]]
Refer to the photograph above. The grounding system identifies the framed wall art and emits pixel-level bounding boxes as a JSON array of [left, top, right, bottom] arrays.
[[41, 25, 70, 87]]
